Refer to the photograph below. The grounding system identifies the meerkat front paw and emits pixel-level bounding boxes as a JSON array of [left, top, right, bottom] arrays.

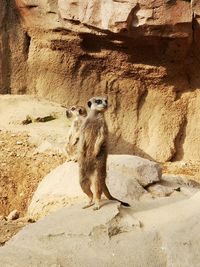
[[93, 203, 100, 210], [82, 200, 94, 209]]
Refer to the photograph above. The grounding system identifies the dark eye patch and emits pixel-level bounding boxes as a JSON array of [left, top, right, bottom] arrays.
[[95, 99, 102, 104], [105, 100, 108, 104], [87, 101, 92, 108]]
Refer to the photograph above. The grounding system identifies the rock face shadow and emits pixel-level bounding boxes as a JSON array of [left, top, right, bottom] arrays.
[[108, 132, 156, 162]]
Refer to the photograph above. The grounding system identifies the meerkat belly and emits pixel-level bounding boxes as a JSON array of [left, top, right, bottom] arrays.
[[85, 124, 103, 154]]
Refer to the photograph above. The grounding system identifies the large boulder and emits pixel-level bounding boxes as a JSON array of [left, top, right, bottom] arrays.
[[1, 193, 200, 266], [28, 155, 161, 220], [28, 161, 85, 220], [107, 155, 161, 187]]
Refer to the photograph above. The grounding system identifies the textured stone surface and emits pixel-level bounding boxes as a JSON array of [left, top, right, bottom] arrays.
[[0, 1, 200, 162], [15, 0, 193, 38], [27, 161, 84, 220], [107, 155, 161, 187], [28, 155, 161, 220], [7, 210, 20, 221], [0, 0, 28, 94], [1, 193, 200, 267], [147, 184, 174, 197]]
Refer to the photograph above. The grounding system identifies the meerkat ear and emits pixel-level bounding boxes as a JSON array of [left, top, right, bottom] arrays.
[[87, 101, 92, 108], [79, 108, 87, 116], [66, 110, 72, 118]]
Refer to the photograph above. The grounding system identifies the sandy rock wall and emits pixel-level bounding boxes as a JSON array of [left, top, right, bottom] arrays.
[[0, 0, 28, 94], [0, 0, 10, 94], [1, 0, 200, 162]]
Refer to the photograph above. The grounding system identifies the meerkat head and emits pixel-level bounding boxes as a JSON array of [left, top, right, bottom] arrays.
[[66, 106, 87, 118], [87, 97, 108, 112]]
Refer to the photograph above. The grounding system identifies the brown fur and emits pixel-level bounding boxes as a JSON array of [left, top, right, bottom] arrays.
[[65, 105, 87, 161], [78, 97, 130, 210]]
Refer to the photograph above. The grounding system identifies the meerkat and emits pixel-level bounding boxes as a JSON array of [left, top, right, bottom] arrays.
[[65, 105, 87, 161], [78, 96, 130, 210]]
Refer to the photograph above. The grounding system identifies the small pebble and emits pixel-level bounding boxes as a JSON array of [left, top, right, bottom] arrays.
[[16, 141, 23, 145], [0, 215, 5, 221], [7, 210, 20, 221]]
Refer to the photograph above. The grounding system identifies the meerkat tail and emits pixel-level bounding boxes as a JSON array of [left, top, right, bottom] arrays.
[[119, 201, 130, 207], [102, 183, 130, 207]]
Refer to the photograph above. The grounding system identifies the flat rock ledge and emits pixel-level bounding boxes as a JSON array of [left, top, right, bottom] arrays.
[[1, 192, 200, 267], [28, 155, 161, 220]]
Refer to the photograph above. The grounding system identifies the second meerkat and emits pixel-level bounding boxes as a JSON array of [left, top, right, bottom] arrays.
[[65, 105, 87, 161], [78, 96, 130, 210]]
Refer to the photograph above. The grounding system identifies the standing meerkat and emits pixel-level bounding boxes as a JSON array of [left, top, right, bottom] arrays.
[[78, 96, 130, 210], [65, 105, 87, 161]]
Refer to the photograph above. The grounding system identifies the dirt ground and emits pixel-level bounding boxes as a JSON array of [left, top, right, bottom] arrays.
[[0, 95, 70, 245], [0, 131, 66, 245], [0, 131, 66, 216]]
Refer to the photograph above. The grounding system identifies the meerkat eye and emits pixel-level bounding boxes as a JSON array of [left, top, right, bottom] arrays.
[[105, 100, 108, 104], [95, 99, 102, 105], [87, 101, 92, 108]]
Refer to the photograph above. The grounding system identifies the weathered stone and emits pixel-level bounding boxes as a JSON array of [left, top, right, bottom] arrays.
[[108, 155, 161, 187], [147, 175, 200, 197], [147, 184, 174, 197], [1, 2, 200, 163], [16, 0, 192, 38], [28, 155, 160, 220], [0, 215, 5, 221], [107, 169, 146, 201], [27, 161, 84, 220], [7, 210, 20, 221], [192, 0, 200, 16], [181, 186, 200, 197], [1, 193, 200, 266], [0, 1, 28, 94]]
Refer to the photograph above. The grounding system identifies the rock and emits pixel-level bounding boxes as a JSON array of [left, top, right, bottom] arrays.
[[147, 175, 200, 198], [1, 1, 200, 163], [181, 187, 200, 197], [0, 203, 143, 267], [27, 161, 84, 220], [108, 155, 161, 187], [0, 215, 5, 221], [107, 170, 146, 201], [161, 175, 189, 188], [147, 184, 174, 197], [192, 0, 200, 16], [7, 210, 20, 221], [28, 155, 161, 220], [161, 175, 200, 190], [16, 0, 192, 38], [16, 141, 23, 145], [1, 194, 200, 266]]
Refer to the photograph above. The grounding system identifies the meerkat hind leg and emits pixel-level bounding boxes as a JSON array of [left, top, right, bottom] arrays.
[[93, 178, 102, 211], [80, 179, 94, 209]]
